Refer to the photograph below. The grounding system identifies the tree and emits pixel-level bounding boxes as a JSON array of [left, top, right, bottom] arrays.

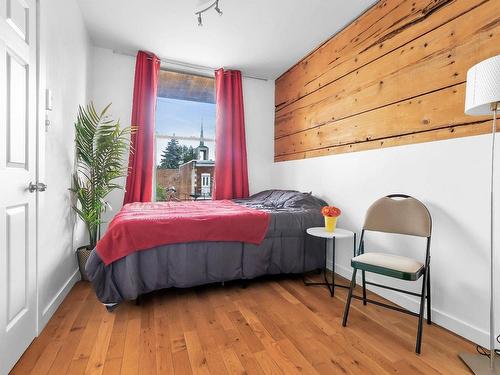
[[156, 184, 167, 201], [180, 145, 196, 164], [160, 137, 182, 168], [159, 139, 197, 168]]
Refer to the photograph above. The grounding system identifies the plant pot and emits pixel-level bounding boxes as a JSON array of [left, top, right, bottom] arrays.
[[324, 216, 338, 232], [76, 245, 92, 281]]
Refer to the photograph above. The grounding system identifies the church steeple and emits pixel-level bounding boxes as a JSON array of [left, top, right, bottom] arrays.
[[195, 118, 209, 161], [199, 119, 204, 147]]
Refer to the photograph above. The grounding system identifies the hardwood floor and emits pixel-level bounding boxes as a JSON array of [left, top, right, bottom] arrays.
[[11, 274, 475, 374]]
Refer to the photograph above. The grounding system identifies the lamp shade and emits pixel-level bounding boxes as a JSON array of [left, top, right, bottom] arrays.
[[465, 55, 500, 116]]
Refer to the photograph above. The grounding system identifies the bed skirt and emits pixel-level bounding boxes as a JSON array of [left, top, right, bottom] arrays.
[[86, 234, 324, 306]]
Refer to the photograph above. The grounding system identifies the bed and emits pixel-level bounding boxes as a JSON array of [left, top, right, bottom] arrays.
[[85, 190, 327, 308]]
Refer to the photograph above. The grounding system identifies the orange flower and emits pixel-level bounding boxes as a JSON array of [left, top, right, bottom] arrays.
[[322, 206, 341, 217]]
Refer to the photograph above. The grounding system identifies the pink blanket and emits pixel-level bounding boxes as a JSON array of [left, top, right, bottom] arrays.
[[96, 200, 270, 265]]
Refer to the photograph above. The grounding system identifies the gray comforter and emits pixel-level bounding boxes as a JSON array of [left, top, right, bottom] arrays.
[[86, 190, 327, 305]]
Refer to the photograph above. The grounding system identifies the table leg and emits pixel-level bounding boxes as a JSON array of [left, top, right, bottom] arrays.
[[303, 233, 352, 296], [303, 236, 333, 297], [331, 238, 336, 296], [322, 238, 334, 297]]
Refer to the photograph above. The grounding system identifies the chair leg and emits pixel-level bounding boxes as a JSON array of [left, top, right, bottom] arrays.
[[415, 269, 428, 354], [362, 270, 367, 305], [342, 269, 358, 327], [426, 265, 431, 325]]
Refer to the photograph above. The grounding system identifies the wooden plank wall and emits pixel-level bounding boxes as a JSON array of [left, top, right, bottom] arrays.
[[274, 0, 500, 162]]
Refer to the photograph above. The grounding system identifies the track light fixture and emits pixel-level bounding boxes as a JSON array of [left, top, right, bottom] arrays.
[[195, 0, 222, 27], [214, 2, 223, 15]]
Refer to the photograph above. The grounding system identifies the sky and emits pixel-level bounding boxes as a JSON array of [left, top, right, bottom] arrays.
[[155, 97, 216, 164]]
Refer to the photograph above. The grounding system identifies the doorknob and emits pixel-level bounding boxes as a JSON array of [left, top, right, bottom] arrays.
[[28, 182, 47, 193]]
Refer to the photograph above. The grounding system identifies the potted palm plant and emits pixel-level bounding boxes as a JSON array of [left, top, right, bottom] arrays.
[[71, 103, 132, 280]]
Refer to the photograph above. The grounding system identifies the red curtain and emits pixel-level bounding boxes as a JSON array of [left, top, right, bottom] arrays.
[[123, 51, 160, 204], [214, 68, 249, 200]]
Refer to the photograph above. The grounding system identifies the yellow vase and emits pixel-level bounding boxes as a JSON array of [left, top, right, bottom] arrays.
[[324, 216, 337, 232]]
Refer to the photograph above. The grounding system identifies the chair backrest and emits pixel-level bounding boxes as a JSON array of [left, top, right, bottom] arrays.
[[363, 194, 432, 238]]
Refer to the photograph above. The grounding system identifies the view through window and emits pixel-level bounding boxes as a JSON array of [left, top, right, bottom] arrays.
[[155, 70, 215, 201]]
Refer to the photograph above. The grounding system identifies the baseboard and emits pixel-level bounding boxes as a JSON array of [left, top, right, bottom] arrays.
[[38, 268, 81, 333], [328, 261, 490, 349]]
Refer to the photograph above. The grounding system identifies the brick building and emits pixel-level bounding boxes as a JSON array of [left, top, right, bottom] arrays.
[[157, 123, 215, 200], [156, 168, 179, 189], [178, 123, 214, 199], [178, 159, 214, 199]]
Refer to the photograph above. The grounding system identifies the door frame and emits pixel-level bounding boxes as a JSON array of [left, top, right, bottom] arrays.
[[35, 0, 42, 334]]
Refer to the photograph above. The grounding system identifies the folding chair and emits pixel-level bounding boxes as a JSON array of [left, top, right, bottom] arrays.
[[342, 194, 432, 354]]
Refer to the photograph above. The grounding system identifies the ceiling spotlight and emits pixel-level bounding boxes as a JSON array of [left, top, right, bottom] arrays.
[[214, 2, 223, 16], [195, 0, 223, 26]]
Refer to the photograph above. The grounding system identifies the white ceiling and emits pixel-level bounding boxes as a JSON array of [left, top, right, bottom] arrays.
[[77, 0, 377, 80]]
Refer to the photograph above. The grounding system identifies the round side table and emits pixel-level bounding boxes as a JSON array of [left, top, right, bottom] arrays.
[[303, 227, 356, 297]]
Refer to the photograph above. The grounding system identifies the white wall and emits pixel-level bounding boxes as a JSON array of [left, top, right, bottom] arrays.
[[243, 78, 275, 195], [37, 0, 91, 330], [267, 134, 500, 349], [88, 47, 135, 225]]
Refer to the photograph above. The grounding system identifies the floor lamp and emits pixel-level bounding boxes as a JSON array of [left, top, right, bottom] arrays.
[[460, 54, 500, 374]]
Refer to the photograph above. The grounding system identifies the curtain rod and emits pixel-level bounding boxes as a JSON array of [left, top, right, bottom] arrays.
[[112, 49, 268, 82]]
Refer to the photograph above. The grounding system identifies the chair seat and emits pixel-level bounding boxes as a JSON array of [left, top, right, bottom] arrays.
[[352, 252, 424, 281]]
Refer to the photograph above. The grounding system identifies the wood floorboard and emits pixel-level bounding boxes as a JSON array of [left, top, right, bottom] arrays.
[[11, 274, 475, 374]]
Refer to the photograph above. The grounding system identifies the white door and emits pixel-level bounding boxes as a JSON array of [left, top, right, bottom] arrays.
[[0, 0, 38, 373], [201, 173, 211, 196]]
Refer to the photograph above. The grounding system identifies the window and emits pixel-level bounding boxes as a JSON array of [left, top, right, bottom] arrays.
[[155, 70, 216, 201]]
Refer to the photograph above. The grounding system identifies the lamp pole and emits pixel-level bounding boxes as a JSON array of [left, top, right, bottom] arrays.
[[460, 54, 500, 375], [490, 103, 497, 371]]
